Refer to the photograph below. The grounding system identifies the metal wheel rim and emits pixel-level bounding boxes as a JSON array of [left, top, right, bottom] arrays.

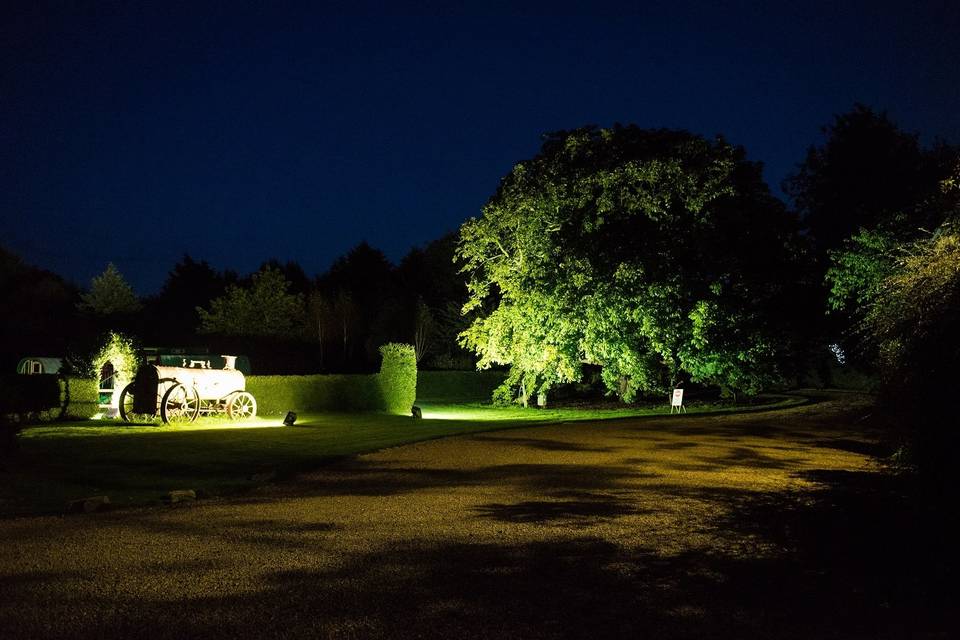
[[228, 393, 256, 420], [119, 385, 158, 424], [162, 384, 199, 424]]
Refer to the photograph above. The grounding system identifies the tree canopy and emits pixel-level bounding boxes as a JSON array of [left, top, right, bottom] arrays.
[[458, 125, 804, 403], [197, 266, 304, 338], [78, 263, 141, 316], [140, 254, 233, 343], [827, 163, 960, 307], [784, 104, 956, 256], [0, 246, 77, 369]]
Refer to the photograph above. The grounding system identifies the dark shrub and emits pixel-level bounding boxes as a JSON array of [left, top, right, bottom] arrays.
[[416, 370, 507, 404], [0, 374, 61, 417]]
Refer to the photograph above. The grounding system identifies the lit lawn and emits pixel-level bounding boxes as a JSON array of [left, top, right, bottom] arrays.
[[2, 395, 803, 516]]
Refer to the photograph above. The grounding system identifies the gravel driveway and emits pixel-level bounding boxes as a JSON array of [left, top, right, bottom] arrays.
[[3, 395, 941, 639]]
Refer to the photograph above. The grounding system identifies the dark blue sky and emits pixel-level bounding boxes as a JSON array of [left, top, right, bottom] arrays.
[[3, 1, 958, 293]]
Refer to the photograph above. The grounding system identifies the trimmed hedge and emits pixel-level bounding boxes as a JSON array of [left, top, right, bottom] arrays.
[[248, 343, 418, 416], [247, 374, 381, 415], [416, 370, 507, 404], [378, 343, 417, 413], [61, 377, 100, 419]]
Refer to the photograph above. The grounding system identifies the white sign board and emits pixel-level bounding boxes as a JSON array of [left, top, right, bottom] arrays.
[[671, 389, 684, 406], [670, 388, 686, 413]]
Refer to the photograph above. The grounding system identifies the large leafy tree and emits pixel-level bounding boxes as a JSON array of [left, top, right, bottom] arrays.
[[458, 126, 804, 403], [197, 266, 304, 338]]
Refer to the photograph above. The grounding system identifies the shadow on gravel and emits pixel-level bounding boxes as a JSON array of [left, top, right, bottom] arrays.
[[470, 434, 624, 453], [3, 469, 954, 639], [473, 491, 645, 525], [274, 462, 658, 498], [811, 438, 892, 458]]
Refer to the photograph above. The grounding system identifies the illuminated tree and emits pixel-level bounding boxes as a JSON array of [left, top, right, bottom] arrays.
[[90, 330, 139, 385], [865, 227, 960, 389], [789, 106, 959, 372], [826, 227, 900, 315], [458, 126, 804, 402], [78, 263, 141, 316], [862, 223, 960, 472]]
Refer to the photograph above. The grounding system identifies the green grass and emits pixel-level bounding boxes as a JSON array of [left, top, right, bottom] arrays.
[[1, 394, 805, 517]]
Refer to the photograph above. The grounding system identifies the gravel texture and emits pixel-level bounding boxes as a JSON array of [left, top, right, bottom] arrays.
[[3, 394, 940, 639]]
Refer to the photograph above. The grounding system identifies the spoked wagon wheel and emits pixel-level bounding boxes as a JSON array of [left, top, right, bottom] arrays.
[[119, 383, 160, 424], [161, 384, 200, 424], [227, 392, 257, 420]]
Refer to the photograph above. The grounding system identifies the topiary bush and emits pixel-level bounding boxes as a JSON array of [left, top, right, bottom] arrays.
[[90, 331, 139, 381], [377, 343, 417, 414]]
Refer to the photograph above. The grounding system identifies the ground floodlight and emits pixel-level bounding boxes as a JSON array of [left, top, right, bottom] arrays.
[[283, 411, 297, 426]]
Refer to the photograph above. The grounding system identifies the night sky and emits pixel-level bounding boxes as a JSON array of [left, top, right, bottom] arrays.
[[3, 1, 958, 294]]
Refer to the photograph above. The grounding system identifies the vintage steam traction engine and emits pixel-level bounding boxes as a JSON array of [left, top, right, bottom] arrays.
[[118, 356, 256, 424]]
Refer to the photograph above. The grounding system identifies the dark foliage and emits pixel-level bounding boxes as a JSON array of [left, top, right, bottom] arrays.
[[783, 104, 946, 255], [140, 254, 234, 345], [0, 246, 79, 371], [0, 373, 60, 417]]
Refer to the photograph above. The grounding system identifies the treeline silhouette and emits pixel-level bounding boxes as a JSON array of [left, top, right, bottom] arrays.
[[0, 235, 472, 375]]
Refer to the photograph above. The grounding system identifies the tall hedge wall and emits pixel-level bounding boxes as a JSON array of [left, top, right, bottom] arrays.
[[246, 374, 381, 415], [248, 343, 417, 416]]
